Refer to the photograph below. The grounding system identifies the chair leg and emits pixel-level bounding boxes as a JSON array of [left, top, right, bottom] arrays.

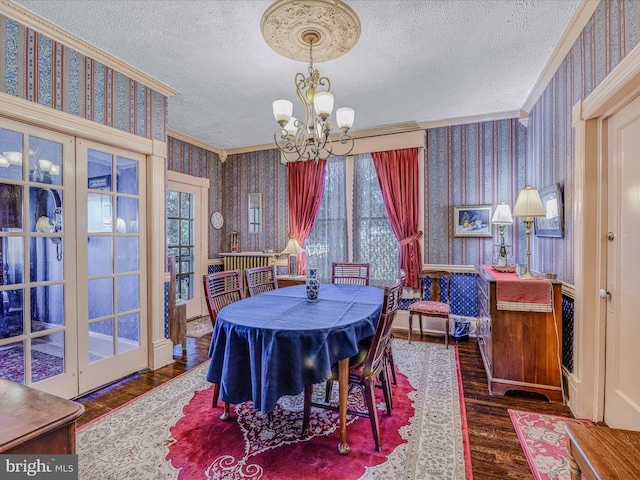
[[408, 313, 413, 343], [445, 317, 449, 349], [364, 378, 381, 451], [380, 367, 393, 414], [325, 379, 334, 403], [419, 314, 424, 336], [387, 343, 397, 385], [302, 384, 313, 435], [212, 383, 220, 408]]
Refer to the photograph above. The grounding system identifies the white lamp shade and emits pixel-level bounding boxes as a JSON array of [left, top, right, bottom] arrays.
[[336, 107, 355, 129], [284, 117, 297, 137], [39, 159, 53, 172], [313, 91, 334, 117], [281, 238, 305, 255], [3, 151, 22, 165], [492, 202, 513, 224], [512, 186, 545, 217], [50, 164, 60, 176], [273, 100, 293, 124]]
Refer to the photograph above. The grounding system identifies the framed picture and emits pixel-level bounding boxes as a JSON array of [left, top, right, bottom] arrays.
[[453, 205, 493, 237], [535, 183, 564, 237]]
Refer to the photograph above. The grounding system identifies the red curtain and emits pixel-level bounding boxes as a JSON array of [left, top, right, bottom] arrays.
[[371, 148, 423, 289], [288, 160, 326, 275]]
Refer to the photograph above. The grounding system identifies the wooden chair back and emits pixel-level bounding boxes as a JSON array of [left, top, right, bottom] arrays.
[[420, 270, 452, 305], [203, 270, 244, 325], [245, 265, 278, 297], [331, 262, 370, 286], [363, 273, 404, 378]]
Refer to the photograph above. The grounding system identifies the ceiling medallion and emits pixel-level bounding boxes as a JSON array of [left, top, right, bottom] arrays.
[[260, 0, 361, 63]]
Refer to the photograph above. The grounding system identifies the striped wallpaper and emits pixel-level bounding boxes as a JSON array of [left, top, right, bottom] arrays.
[[425, 119, 527, 267], [527, 0, 640, 285], [167, 136, 225, 257], [0, 14, 167, 140]]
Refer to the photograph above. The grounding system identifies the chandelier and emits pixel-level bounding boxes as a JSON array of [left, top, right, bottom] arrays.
[[261, 0, 361, 163]]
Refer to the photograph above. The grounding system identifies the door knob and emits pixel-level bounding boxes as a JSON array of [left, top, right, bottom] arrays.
[[599, 289, 610, 298]]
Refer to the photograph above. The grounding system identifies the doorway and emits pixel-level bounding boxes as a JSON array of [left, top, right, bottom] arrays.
[[168, 171, 209, 320]]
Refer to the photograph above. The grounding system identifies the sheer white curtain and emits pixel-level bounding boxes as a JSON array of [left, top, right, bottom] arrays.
[[305, 154, 397, 287], [353, 153, 397, 287], [305, 157, 347, 283]]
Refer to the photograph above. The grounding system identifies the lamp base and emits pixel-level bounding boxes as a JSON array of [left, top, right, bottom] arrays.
[[517, 271, 539, 280]]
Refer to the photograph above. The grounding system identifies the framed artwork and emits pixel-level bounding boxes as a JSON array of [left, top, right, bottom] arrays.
[[535, 183, 564, 237], [453, 205, 493, 237]]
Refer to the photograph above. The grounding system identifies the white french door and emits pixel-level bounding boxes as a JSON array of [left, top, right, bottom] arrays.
[[76, 139, 147, 393], [0, 118, 78, 398]]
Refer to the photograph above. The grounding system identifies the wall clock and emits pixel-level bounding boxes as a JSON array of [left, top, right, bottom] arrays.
[[210, 211, 224, 229]]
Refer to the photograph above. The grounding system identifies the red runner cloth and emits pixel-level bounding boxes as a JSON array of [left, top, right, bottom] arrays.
[[482, 265, 552, 304]]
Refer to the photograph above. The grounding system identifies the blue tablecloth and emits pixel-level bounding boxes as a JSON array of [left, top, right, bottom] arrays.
[[206, 283, 384, 413]]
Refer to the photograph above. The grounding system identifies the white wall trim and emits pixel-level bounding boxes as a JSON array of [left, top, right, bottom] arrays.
[[168, 129, 224, 157], [521, 0, 599, 113], [0, 0, 178, 97]]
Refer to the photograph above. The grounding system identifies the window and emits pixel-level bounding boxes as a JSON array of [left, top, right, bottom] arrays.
[[167, 191, 194, 302], [305, 154, 397, 287]]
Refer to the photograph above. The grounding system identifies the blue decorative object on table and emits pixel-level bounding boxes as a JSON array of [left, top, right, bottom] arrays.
[[306, 268, 319, 302]]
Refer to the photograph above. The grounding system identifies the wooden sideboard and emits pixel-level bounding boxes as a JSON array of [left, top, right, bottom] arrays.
[[0, 379, 84, 453], [476, 265, 563, 402], [277, 275, 306, 288]]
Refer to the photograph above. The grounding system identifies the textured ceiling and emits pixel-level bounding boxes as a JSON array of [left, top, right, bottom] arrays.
[[14, 0, 581, 150]]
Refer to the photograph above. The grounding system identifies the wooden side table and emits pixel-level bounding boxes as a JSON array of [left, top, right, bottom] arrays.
[[564, 423, 640, 479], [277, 275, 306, 288], [0, 379, 84, 454]]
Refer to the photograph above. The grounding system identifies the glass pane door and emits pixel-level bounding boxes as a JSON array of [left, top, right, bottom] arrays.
[[0, 120, 77, 398], [77, 140, 147, 393], [167, 190, 195, 304]]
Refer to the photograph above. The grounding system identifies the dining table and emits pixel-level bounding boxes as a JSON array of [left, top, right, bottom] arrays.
[[206, 283, 384, 455]]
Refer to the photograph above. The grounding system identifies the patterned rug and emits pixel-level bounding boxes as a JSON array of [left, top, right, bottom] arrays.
[[509, 409, 594, 480], [0, 346, 63, 383], [186, 316, 213, 338], [77, 340, 472, 479]]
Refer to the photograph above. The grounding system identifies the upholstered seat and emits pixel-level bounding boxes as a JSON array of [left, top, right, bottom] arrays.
[[407, 270, 452, 348]]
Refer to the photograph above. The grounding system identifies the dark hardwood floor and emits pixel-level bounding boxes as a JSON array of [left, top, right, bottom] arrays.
[[75, 329, 573, 479]]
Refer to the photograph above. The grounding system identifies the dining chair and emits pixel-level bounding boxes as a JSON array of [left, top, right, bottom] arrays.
[[203, 269, 245, 420], [245, 265, 278, 297], [385, 269, 406, 386], [331, 262, 370, 286], [406, 270, 452, 348], [302, 275, 404, 451]]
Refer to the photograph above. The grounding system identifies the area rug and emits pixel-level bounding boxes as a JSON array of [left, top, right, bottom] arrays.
[[0, 346, 63, 383], [77, 340, 472, 479], [186, 316, 213, 338], [509, 409, 594, 480]]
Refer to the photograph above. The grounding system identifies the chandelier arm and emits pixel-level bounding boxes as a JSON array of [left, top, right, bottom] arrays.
[[317, 76, 331, 91]]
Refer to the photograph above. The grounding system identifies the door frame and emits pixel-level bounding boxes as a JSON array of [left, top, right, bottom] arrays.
[[571, 45, 640, 421], [0, 92, 173, 385], [168, 171, 210, 319]]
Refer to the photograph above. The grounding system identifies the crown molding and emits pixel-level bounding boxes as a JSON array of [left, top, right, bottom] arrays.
[[0, 0, 179, 97], [168, 128, 224, 156], [417, 109, 522, 130], [521, 0, 599, 114]]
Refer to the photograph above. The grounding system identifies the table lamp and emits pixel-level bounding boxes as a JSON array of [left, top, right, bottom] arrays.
[[281, 238, 305, 275], [512, 186, 545, 280], [491, 202, 513, 267]]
